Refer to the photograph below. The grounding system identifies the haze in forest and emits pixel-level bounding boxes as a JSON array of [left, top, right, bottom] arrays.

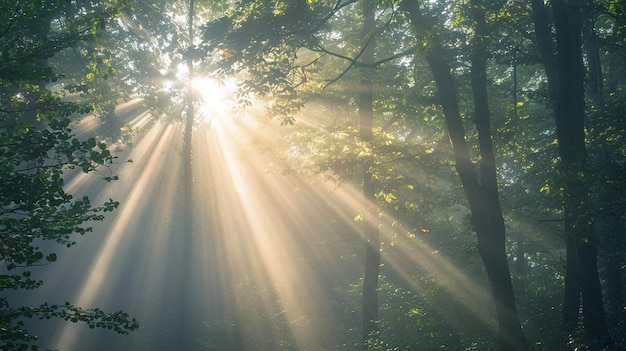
[[1, 1, 624, 351]]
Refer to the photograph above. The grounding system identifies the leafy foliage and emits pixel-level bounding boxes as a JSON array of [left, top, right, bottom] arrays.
[[0, 115, 119, 270], [0, 1, 138, 349], [0, 302, 137, 351]]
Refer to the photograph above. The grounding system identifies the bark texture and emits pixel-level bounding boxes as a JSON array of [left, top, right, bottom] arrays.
[[531, 0, 613, 347], [401, 1, 529, 350], [178, 1, 196, 349], [359, 0, 380, 347]]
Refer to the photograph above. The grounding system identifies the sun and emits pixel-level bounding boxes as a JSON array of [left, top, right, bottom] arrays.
[[190, 76, 237, 124]]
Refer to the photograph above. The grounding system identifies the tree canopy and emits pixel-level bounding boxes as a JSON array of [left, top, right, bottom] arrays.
[[2, 0, 625, 350]]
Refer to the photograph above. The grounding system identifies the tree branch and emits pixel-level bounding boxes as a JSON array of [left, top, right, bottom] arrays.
[[318, 4, 411, 88]]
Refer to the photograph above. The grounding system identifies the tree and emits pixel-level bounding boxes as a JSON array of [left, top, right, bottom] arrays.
[[584, 0, 626, 341], [400, 1, 529, 350], [357, 0, 381, 348], [530, 0, 614, 348], [0, 1, 138, 349]]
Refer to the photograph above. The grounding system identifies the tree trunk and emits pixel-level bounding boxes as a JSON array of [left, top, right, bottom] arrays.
[[530, 0, 558, 102], [562, 233, 582, 330], [469, 4, 530, 350], [359, 0, 379, 348], [582, 11, 603, 106], [601, 213, 625, 316], [512, 61, 528, 277], [530, 0, 581, 331], [178, 1, 196, 349], [552, 0, 611, 346], [584, 9, 625, 332], [401, 2, 529, 350], [601, 22, 625, 322], [532, 0, 613, 347]]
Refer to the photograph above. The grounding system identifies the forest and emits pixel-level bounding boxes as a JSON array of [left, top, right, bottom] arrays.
[[1, 0, 625, 350]]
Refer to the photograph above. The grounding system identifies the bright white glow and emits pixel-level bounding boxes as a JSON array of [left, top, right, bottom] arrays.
[[190, 76, 237, 124]]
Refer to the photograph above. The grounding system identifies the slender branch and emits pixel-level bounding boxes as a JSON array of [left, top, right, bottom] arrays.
[[367, 47, 416, 67], [312, 44, 355, 63], [320, 0, 361, 27], [320, 5, 411, 88], [322, 59, 356, 89], [314, 42, 418, 68], [0, 3, 20, 39]]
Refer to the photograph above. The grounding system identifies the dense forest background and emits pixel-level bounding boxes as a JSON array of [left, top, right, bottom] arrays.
[[1, 0, 625, 350]]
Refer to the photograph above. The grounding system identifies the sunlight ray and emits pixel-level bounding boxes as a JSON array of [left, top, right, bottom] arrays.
[[318, 178, 494, 325], [190, 114, 355, 348], [206, 104, 498, 345], [206, 127, 310, 345], [18, 93, 507, 350], [51, 122, 182, 350], [288, 107, 499, 330]]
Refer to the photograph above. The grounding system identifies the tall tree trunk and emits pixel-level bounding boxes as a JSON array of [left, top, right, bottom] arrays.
[[531, 0, 613, 347], [582, 11, 603, 106], [606, 22, 623, 94], [512, 58, 528, 277], [529, 0, 558, 102], [598, 16, 625, 326], [584, 6, 625, 331], [359, 0, 379, 348], [401, 2, 529, 350], [529, 0, 580, 330], [601, 213, 625, 314], [469, 4, 530, 350], [178, 1, 196, 349]]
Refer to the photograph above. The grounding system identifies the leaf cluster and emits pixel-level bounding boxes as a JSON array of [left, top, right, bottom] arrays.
[[0, 301, 138, 351], [0, 0, 125, 83], [0, 1, 136, 349], [0, 116, 119, 267]]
